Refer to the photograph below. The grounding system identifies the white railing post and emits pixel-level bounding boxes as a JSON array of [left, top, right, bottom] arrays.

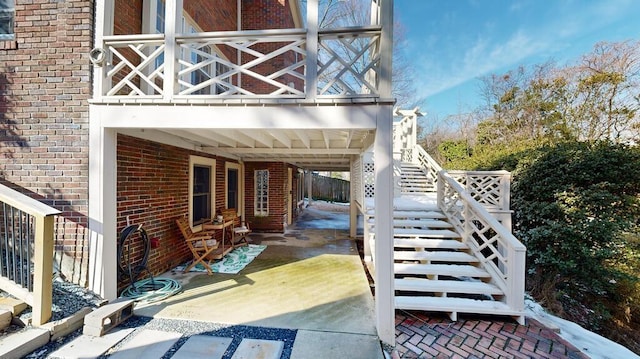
[[92, 0, 114, 99], [163, 0, 182, 101], [305, 0, 318, 99], [508, 247, 527, 313]]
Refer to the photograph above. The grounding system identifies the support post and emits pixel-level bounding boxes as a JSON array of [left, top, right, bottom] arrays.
[[32, 214, 54, 325], [88, 111, 118, 300], [92, 0, 114, 99], [374, 0, 395, 346], [163, 0, 182, 101], [374, 108, 395, 345], [305, 0, 318, 99], [349, 156, 358, 238], [307, 170, 313, 206]]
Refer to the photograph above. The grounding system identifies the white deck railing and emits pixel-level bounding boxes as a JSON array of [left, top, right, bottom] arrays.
[[437, 172, 526, 314], [96, 27, 382, 102], [0, 184, 60, 325]]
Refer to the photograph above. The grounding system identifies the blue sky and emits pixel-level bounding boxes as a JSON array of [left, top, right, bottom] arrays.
[[394, 0, 640, 123]]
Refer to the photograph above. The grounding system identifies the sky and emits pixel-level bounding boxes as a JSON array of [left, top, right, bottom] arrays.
[[394, 0, 640, 126]]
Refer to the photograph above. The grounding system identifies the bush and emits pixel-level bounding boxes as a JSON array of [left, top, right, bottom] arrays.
[[510, 142, 640, 333]]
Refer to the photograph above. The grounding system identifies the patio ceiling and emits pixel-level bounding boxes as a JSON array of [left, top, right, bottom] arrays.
[[153, 127, 375, 171]]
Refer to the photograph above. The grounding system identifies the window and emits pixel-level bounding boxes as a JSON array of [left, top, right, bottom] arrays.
[[189, 156, 216, 228], [254, 170, 269, 216], [226, 164, 240, 211], [154, 0, 165, 69], [0, 0, 14, 40]]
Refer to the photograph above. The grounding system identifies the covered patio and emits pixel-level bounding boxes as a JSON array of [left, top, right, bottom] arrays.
[[130, 203, 383, 356]]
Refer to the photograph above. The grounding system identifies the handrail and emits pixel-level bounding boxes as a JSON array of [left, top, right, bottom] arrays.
[[0, 184, 60, 325], [437, 171, 525, 312]]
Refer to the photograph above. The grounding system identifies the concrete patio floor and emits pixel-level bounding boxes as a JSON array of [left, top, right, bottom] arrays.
[[132, 226, 383, 358]]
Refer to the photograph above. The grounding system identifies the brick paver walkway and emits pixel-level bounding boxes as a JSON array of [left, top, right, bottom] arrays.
[[395, 310, 589, 358]]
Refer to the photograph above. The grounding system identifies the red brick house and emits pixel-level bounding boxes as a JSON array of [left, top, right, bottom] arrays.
[[1, 0, 398, 343]]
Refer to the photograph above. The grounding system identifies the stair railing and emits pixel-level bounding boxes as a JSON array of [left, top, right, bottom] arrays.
[[437, 171, 526, 315], [0, 184, 60, 325]]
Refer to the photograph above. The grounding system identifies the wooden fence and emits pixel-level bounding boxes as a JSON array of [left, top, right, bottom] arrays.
[[308, 174, 350, 203]]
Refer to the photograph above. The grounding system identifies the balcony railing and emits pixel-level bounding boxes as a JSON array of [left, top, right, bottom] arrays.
[[0, 184, 59, 325], [95, 27, 382, 103]]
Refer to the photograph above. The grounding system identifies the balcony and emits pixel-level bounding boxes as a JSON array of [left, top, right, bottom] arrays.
[[92, 26, 385, 105]]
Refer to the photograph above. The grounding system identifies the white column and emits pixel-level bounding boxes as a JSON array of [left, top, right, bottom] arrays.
[[163, 0, 182, 101], [349, 157, 358, 238], [374, 107, 395, 345], [306, 170, 313, 206], [305, 0, 318, 99], [374, 0, 395, 346], [88, 109, 118, 300], [92, 0, 114, 100]]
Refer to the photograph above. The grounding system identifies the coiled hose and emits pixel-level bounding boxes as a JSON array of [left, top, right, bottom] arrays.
[[117, 224, 182, 302]]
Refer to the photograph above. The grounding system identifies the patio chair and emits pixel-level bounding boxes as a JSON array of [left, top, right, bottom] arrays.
[[221, 208, 251, 247], [176, 217, 219, 275]]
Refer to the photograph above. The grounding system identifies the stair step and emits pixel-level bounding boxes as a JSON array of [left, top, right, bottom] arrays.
[[394, 263, 490, 278], [395, 278, 503, 295], [393, 210, 446, 219], [394, 228, 460, 238], [394, 238, 467, 250], [392, 219, 452, 228], [394, 251, 477, 262], [395, 296, 520, 317]]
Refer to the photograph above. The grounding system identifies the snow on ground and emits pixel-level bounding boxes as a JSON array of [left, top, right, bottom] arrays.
[[525, 298, 639, 359]]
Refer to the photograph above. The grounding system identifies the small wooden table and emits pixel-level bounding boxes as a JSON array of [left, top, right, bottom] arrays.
[[203, 219, 235, 260]]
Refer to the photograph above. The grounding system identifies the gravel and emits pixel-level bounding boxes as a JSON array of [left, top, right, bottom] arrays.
[[7, 278, 297, 358]]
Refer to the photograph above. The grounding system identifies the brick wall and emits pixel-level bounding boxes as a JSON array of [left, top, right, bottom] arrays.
[[0, 0, 94, 285], [117, 134, 242, 290], [244, 161, 302, 232]]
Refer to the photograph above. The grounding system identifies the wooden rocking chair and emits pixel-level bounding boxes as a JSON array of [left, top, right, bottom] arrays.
[[221, 208, 251, 247], [176, 217, 218, 275]]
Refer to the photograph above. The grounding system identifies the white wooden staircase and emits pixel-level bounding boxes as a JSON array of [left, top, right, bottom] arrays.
[[399, 163, 434, 194], [369, 161, 525, 323]]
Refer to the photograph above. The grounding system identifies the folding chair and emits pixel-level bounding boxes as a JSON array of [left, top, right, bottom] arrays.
[[176, 217, 218, 275], [221, 208, 251, 247]]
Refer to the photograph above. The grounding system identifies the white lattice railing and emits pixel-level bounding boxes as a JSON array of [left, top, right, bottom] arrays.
[[96, 27, 382, 101], [102, 34, 166, 97], [317, 27, 381, 97], [437, 171, 526, 314]]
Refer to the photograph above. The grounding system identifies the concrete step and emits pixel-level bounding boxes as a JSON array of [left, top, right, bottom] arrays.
[[394, 278, 503, 296], [51, 327, 135, 358], [107, 329, 182, 359], [0, 327, 50, 358], [394, 263, 491, 278], [394, 238, 467, 250], [394, 250, 477, 263], [169, 335, 232, 359]]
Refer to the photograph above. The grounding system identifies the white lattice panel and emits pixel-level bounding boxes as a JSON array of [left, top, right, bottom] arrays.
[[363, 162, 375, 198], [105, 38, 166, 96]]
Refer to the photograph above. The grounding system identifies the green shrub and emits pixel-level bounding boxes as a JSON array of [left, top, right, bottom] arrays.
[[510, 142, 640, 331]]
